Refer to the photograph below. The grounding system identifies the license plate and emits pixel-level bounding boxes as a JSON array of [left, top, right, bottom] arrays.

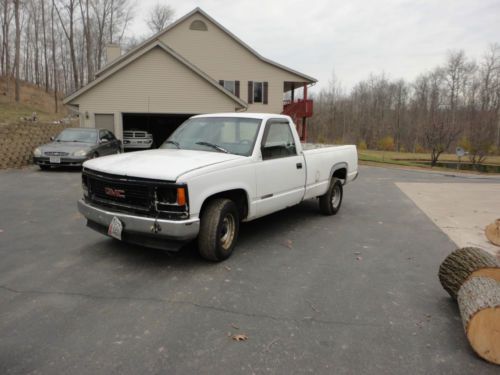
[[49, 156, 61, 163], [108, 216, 123, 240]]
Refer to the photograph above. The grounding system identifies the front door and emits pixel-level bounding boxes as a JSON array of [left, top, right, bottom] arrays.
[[255, 119, 305, 217]]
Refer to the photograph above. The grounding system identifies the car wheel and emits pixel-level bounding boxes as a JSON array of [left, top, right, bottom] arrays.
[[198, 198, 239, 261], [319, 177, 343, 215]]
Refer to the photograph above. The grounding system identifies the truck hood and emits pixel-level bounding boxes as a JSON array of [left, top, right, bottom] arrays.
[[83, 149, 243, 181]]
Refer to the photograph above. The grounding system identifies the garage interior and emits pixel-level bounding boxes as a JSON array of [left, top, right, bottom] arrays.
[[122, 113, 193, 150]]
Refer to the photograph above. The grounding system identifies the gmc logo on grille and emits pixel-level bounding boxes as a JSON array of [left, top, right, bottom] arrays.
[[104, 187, 126, 198]]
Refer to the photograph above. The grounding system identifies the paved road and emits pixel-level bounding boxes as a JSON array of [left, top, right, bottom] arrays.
[[0, 165, 498, 374]]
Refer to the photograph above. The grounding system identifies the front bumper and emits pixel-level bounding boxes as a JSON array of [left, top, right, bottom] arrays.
[[34, 156, 87, 167], [77, 199, 200, 251]]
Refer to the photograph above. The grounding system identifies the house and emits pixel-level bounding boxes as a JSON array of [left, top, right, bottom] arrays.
[[63, 7, 316, 145]]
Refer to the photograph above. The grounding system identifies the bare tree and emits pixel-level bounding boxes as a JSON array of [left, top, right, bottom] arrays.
[[13, 0, 20, 102], [54, 0, 79, 90], [146, 2, 174, 34]]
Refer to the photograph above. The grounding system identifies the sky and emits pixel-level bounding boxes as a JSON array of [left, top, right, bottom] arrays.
[[126, 0, 500, 93]]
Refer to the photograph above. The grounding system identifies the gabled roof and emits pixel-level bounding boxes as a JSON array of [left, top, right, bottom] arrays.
[[63, 39, 247, 108], [95, 7, 317, 83]]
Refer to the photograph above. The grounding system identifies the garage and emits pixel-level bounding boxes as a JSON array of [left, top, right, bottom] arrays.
[[122, 113, 192, 150]]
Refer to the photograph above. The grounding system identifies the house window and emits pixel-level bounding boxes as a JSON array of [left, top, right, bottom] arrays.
[[247, 81, 268, 104], [223, 80, 235, 95], [189, 20, 208, 31], [253, 82, 263, 103], [219, 80, 240, 97]]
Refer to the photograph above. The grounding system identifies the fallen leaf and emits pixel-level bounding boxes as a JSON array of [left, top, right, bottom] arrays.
[[0, 229, 3, 233], [285, 240, 293, 249], [230, 323, 239, 330], [354, 251, 361, 255], [224, 266, 231, 271], [356, 256, 363, 261], [232, 334, 248, 341]]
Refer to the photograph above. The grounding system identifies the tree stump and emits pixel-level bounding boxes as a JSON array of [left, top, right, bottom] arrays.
[[457, 276, 500, 365], [438, 247, 500, 300]]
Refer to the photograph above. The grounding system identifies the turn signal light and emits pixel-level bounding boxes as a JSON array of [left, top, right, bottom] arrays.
[[177, 187, 186, 206]]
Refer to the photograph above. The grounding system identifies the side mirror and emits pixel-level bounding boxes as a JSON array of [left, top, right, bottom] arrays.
[[100, 138, 108, 143]]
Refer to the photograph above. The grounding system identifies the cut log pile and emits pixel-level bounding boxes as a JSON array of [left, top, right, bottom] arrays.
[[0, 122, 70, 169], [439, 247, 500, 365]]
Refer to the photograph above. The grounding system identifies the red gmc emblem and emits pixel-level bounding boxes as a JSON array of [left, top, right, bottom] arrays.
[[104, 187, 126, 198]]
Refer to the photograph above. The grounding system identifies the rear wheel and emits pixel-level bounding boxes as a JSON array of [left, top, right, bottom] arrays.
[[198, 198, 239, 261], [319, 177, 343, 215]]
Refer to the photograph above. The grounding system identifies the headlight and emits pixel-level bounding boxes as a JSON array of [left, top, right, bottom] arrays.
[[154, 186, 189, 219], [73, 149, 88, 157], [33, 148, 42, 157]]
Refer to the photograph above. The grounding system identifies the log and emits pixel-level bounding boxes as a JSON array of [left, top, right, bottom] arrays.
[[438, 247, 500, 300], [457, 276, 500, 364]]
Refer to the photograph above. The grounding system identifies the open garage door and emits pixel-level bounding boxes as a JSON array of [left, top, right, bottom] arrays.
[[122, 113, 193, 151]]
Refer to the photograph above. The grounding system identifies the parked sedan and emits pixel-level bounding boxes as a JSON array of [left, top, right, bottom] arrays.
[[33, 128, 122, 170]]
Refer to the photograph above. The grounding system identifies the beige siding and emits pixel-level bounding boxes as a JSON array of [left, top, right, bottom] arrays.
[[159, 14, 309, 114], [74, 47, 239, 122]]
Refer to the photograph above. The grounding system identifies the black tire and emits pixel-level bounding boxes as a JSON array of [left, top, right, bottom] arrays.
[[319, 177, 343, 215], [39, 165, 50, 171], [198, 198, 240, 261]]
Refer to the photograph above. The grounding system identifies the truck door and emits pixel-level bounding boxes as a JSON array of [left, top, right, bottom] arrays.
[[255, 119, 306, 217]]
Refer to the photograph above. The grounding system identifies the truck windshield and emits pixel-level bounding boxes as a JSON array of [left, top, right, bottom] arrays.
[[160, 117, 261, 156]]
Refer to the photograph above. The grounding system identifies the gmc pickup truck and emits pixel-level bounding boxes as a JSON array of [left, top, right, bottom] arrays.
[[78, 113, 358, 261]]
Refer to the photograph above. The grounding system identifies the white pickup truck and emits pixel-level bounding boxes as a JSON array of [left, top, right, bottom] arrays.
[[78, 113, 358, 261]]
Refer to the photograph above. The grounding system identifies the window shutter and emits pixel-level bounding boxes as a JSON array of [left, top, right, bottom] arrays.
[[263, 82, 268, 104], [248, 81, 253, 104], [235, 80, 240, 98], [219, 80, 224, 86]]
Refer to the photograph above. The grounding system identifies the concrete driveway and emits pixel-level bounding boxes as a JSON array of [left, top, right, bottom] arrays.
[[0, 165, 499, 374]]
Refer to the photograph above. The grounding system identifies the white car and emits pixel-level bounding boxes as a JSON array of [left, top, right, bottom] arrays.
[[78, 113, 358, 261], [123, 129, 154, 149]]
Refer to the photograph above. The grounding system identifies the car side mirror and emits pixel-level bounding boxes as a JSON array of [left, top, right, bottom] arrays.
[[100, 138, 108, 143]]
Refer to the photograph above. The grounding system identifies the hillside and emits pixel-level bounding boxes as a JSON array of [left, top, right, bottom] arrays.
[[0, 77, 77, 169]]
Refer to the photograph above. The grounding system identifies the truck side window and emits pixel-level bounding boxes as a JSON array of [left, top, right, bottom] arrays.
[[261, 121, 297, 160]]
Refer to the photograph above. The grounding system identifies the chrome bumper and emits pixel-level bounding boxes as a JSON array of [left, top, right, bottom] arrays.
[[77, 199, 200, 248]]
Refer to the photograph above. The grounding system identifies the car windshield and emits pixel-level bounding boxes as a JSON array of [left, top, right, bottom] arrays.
[[56, 129, 97, 143], [160, 117, 262, 156]]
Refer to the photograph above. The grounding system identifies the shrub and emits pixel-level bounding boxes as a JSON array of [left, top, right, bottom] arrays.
[[357, 140, 367, 150], [377, 136, 395, 151]]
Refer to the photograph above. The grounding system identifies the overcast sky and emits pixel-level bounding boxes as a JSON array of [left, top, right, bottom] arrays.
[[127, 0, 500, 92]]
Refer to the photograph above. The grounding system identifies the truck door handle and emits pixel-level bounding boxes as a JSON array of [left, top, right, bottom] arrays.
[[296, 163, 303, 169]]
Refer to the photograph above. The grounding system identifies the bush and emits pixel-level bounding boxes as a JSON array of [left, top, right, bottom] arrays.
[[414, 144, 426, 153], [357, 140, 367, 150], [377, 136, 395, 151]]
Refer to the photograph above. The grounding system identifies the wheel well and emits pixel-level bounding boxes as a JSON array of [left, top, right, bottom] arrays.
[[333, 167, 347, 181], [200, 189, 249, 220]]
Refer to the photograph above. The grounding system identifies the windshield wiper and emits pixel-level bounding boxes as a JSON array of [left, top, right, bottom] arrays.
[[165, 140, 181, 149], [196, 141, 228, 153]]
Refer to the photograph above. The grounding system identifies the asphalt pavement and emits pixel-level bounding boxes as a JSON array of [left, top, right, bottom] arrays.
[[0, 165, 499, 374]]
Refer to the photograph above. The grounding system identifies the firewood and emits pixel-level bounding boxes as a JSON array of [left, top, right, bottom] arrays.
[[457, 277, 500, 365], [439, 247, 500, 300]]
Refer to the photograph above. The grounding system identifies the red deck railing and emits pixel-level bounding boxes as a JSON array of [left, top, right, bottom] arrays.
[[282, 99, 314, 118]]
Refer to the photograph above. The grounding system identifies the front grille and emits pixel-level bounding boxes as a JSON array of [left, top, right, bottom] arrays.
[[45, 151, 69, 156], [89, 178, 151, 209], [123, 131, 148, 138], [83, 169, 187, 219]]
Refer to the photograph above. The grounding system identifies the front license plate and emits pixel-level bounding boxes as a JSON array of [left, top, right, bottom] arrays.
[[108, 216, 123, 240], [49, 156, 61, 163]]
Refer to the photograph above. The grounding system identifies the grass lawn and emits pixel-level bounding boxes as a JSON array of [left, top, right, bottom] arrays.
[[358, 150, 500, 173]]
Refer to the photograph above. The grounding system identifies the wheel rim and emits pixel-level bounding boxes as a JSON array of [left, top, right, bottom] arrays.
[[219, 213, 236, 250], [331, 184, 341, 208]]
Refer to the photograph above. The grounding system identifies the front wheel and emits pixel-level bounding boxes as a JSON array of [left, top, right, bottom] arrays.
[[198, 198, 240, 261], [319, 177, 343, 215]]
